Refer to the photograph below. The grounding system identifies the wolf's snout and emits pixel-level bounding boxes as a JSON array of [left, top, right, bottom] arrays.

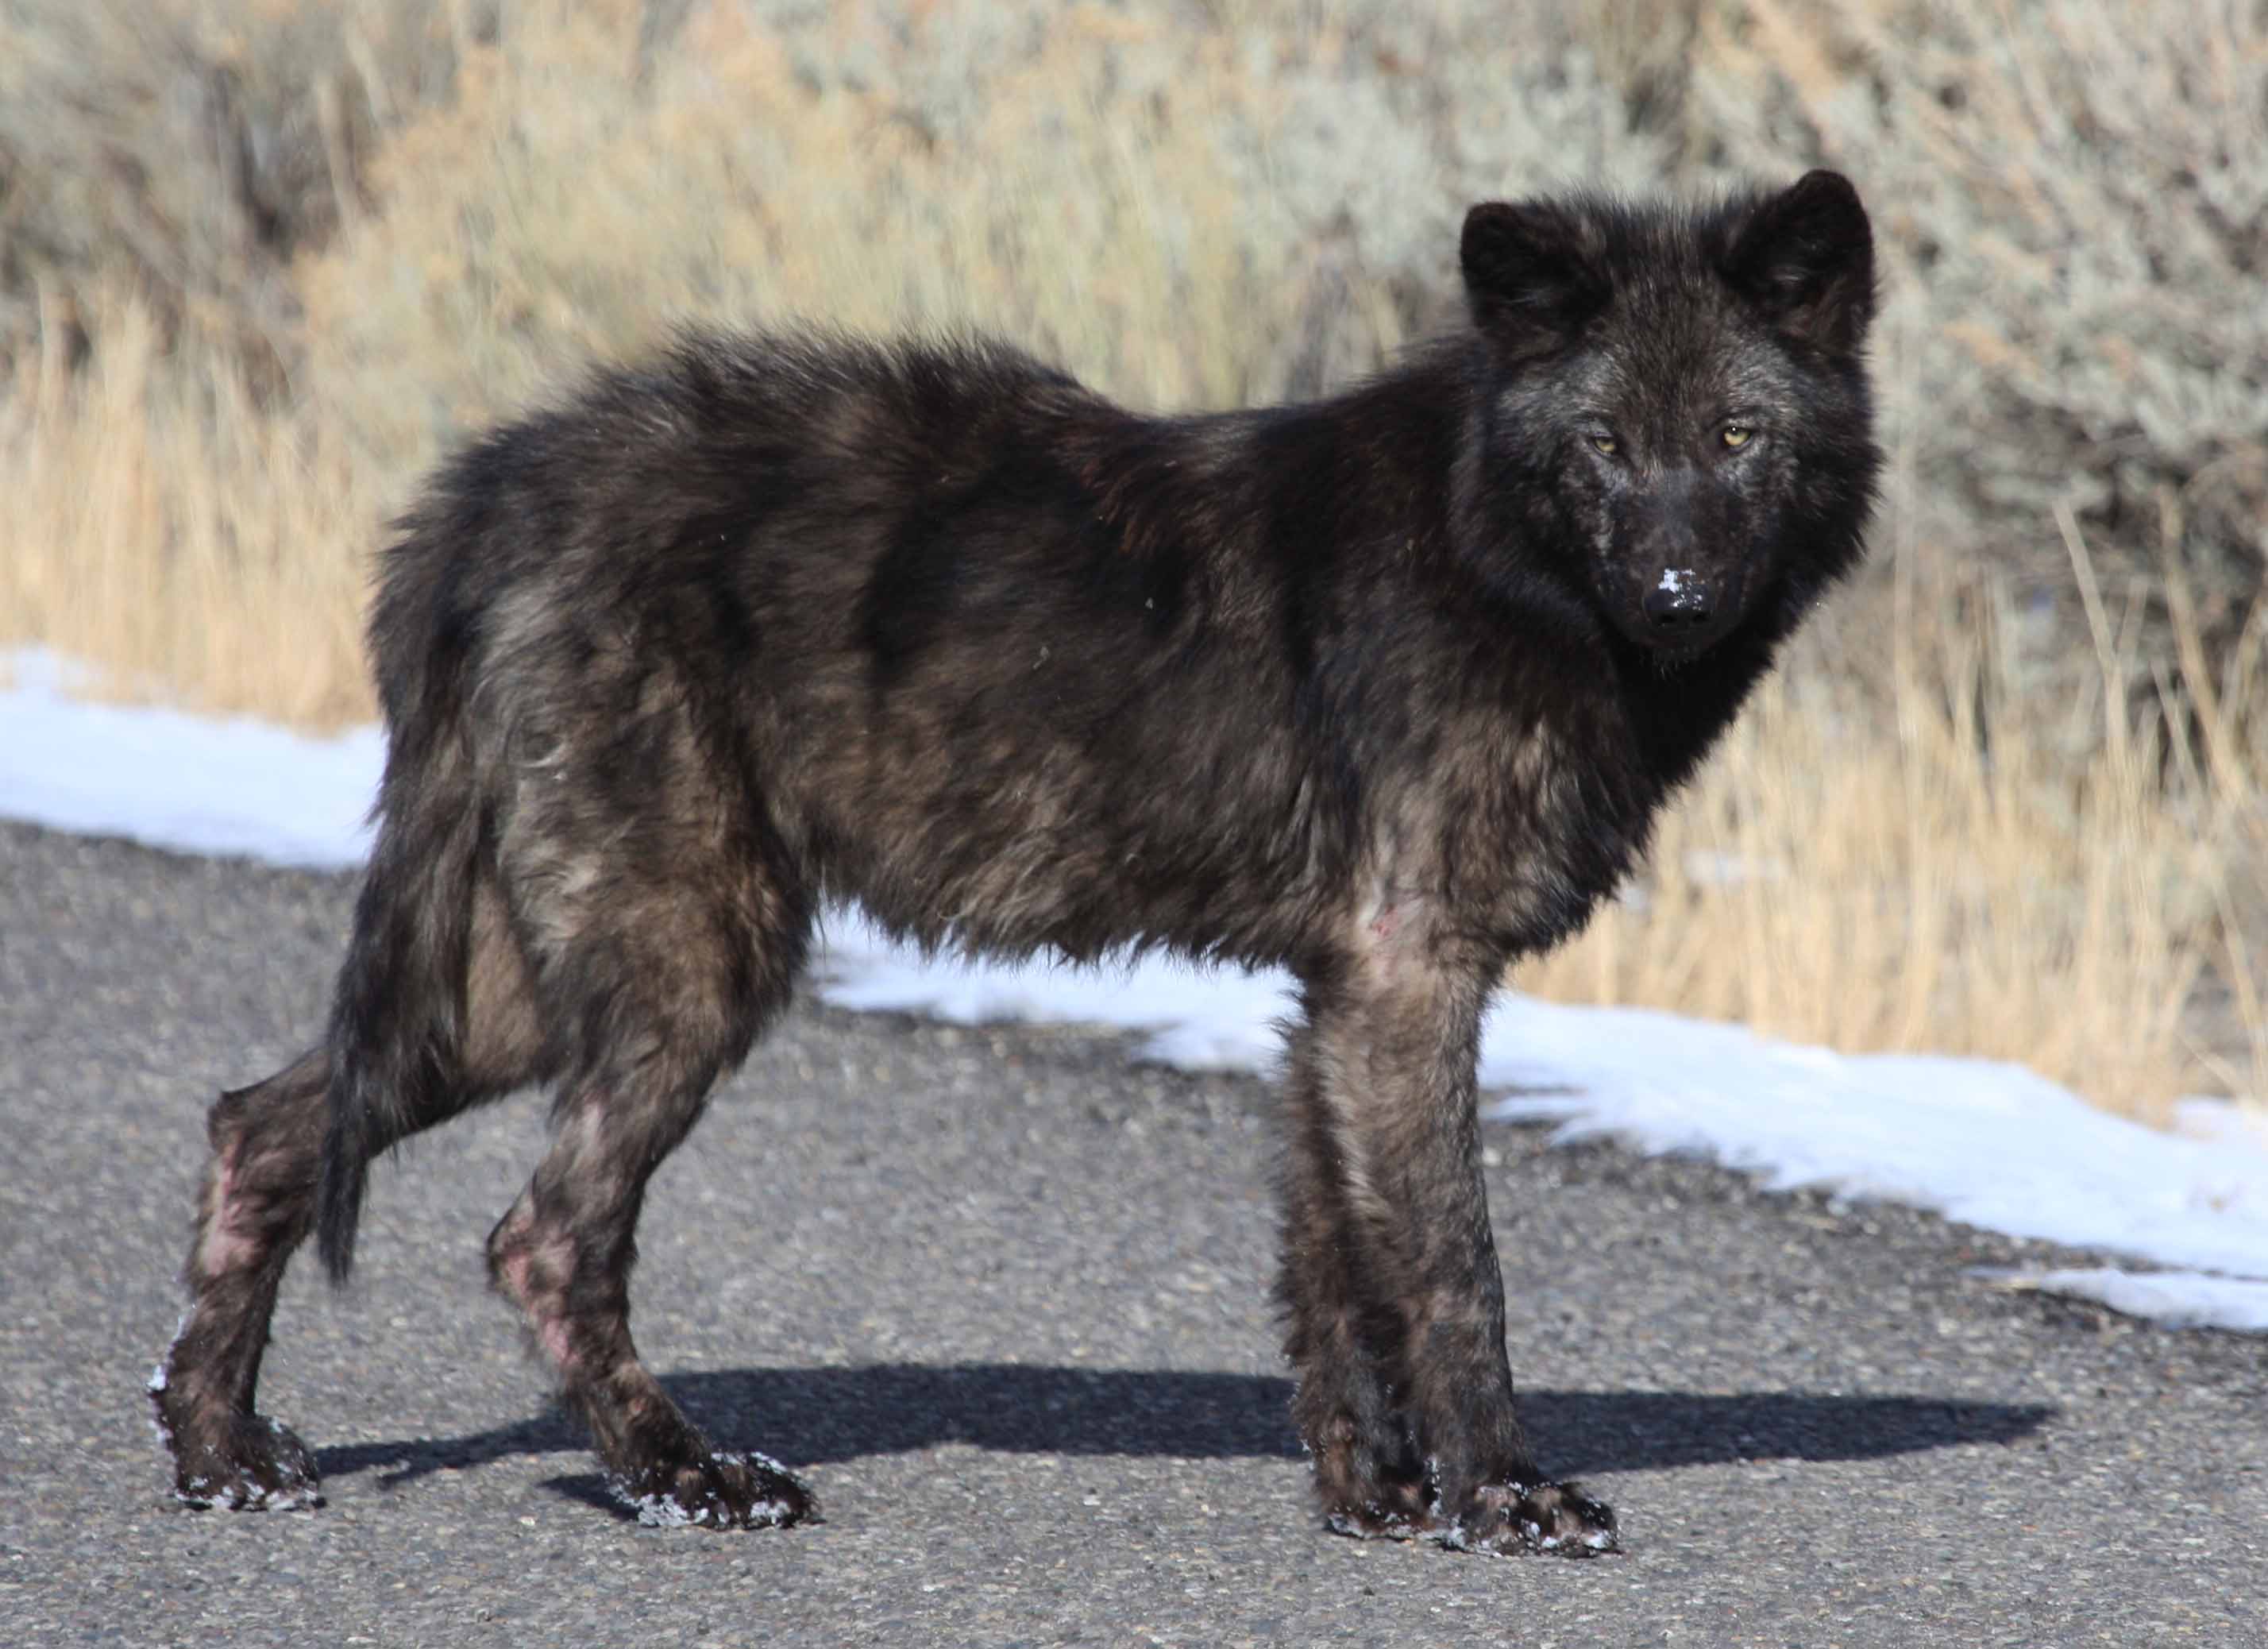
[[1643, 571, 1713, 629]]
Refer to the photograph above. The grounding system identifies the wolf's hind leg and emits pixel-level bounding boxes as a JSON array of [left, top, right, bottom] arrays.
[[485, 825, 816, 1530], [155, 880, 547, 1509], [152, 1050, 332, 1509]]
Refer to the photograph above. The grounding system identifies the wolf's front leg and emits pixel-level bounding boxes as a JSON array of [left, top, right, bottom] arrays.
[[1278, 929, 1616, 1557]]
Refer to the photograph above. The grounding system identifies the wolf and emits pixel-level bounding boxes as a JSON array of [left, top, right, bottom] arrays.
[[150, 171, 1877, 1555]]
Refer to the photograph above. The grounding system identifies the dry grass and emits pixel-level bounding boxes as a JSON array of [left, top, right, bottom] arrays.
[[295, 1, 1304, 481], [0, 290, 373, 726], [0, 0, 2260, 1119]]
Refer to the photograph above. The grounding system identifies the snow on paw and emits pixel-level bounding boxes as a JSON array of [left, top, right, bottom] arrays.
[[1439, 1479, 1618, 1558], [608, 1450, 816, 1531], [1325, 1502, 1426, 1542], [161, 1408, 324, 1512], [1320, 1475, 1433, 1543]]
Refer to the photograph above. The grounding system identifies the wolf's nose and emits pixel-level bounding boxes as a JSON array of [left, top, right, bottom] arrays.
[[1644, 573, 1713, 628]]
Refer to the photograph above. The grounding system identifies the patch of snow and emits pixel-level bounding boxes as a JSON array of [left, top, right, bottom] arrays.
[[1969, 1268, 2268, 1333], [0, 650, 377, 868], [1474, 996, 2268, 1288], [813, 913, 1291, 1073]]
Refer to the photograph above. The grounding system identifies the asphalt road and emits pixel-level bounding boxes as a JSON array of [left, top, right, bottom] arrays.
[[2, 817, 2263, 1646]]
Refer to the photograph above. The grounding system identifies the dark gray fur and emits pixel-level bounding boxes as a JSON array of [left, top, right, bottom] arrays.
[[152, 172, 1879, 1553]]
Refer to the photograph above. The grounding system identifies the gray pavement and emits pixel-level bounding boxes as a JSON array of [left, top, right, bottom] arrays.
[[1, 817, 2262, 1646]]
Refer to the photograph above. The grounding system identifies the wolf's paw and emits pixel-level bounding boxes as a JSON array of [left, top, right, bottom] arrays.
[[1437, 1479, 1618, 1558], [1321, 1475, 1433, 1543], [608, 1450, 816, 1530], [1324, 1503, 1423, 1541], [157, 1400, 324, 1512]]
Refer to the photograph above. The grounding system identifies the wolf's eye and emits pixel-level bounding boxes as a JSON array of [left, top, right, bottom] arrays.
[[1721, 423, 1754, 450], [1589, 433, 1619, 457]]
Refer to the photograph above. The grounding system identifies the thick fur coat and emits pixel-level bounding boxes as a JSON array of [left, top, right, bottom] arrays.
[[154, 171, 1879, 1555]]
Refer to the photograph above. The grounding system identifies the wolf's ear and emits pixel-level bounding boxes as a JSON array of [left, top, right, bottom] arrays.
[[1460, 199, 1609, 349], [1722, 170, 1875, 355]]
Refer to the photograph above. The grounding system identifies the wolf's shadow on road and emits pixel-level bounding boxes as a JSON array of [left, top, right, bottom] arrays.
[[315, 1364, 2052, 1518]]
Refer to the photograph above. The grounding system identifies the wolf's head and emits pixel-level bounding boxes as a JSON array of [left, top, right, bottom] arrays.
[[1456, 171, 1880, 662]]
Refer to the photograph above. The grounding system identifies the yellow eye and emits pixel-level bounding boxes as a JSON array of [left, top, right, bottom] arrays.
[[1590, 434, 1619, 457], [1721, 423, 1753, 449]]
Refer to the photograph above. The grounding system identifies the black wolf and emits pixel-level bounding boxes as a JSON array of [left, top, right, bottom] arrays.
[[152, 172, 1877, 1554]]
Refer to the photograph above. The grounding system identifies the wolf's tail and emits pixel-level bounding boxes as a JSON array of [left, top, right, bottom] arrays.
[[314, 508, 488, 1283], [314, 715, 480, 1283]]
